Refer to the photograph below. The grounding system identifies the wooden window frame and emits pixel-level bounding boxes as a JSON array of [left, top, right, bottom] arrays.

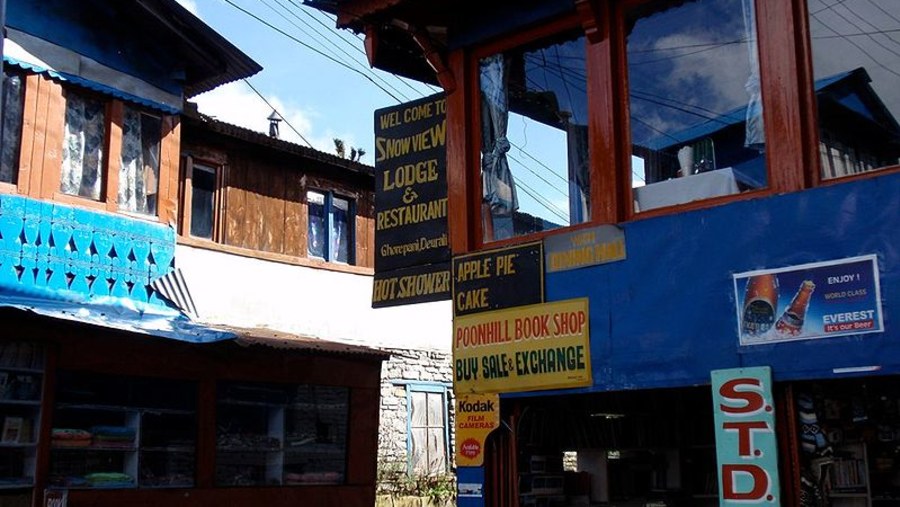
[[306, 188, 357, 266], [180, 155, 226, 243], [451, 0, 829, 253], [405, 382, 450, 476], [3, 72, 179, 223]]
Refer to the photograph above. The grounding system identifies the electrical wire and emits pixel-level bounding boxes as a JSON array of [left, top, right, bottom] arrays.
[[219, 0, 403, 102], [265, 0, 415, 101], [243, 78, 315, 148]]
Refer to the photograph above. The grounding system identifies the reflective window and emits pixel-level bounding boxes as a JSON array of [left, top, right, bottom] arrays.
[[807, 0, 900, 179], [627, 0, 767, 212], [307, 190, 354, 264], [216, 382, 348, 487], [1, 70, 25, 184], [119, 108, 161, 215], [61, 90, 106, 200], [478, 30, 590, 242], [190, 164, 217, 239]]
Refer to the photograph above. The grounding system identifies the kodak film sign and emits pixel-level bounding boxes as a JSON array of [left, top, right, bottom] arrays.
[[455, 393, 500, 467], [453, 298, 591, 393]]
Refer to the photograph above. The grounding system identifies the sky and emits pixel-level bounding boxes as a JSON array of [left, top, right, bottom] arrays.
[[175, 0, 438, 162]]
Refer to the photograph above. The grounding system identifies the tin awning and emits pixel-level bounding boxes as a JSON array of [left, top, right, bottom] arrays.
[[3, 55, 181, 115], [0, 289, 235, 343]]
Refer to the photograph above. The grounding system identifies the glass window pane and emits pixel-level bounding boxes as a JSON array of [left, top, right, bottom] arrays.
[[479, 30, 589, 242], [61, 91, 106, 200], [191, 165, 216, 239], [410, 428, 428, 474], [426, 392, 444, 427], [50, 371, 197, 489], [807, 0, 900, 179], [627, 0, 767, 213], [307, 191, 326, 259], [410, 391, 428, 427], [331, 196, 351, 264], [216, 382, 348, 487], [1, 71, 25, 184], [118, 108, 161, 215], [426, 427, 447, 474]]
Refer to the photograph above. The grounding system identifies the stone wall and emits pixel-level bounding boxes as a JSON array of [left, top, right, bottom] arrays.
[[377, 348, 455, 476]]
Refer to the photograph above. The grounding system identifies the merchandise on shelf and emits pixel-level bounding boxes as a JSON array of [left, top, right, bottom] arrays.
[[51, 429, 92, 448]]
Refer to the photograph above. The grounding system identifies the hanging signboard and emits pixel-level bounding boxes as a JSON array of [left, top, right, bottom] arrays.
[[711, 367, 781, 506], [734, 254, 883, 346], [453, 298, 591, 394], [452, 242, 543, 317], [372, 93, 451, 307], [372, 262, 451, 308], [455, 393, 500, 467], [543, 225, 626, 273]]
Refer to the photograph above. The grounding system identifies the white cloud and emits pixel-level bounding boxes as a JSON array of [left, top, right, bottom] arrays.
[[175, 0, 199, 16], [191, 82, 359, 157]]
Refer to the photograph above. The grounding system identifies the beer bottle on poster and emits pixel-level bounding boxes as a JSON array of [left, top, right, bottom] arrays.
[[741, 274, 779, 336], [775, 280, 816, 336]]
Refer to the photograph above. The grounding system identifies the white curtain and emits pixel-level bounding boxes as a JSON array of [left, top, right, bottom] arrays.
[[119, 108, 160, 214], [742, 0, 765, 149], [61, 93, 104, 200]]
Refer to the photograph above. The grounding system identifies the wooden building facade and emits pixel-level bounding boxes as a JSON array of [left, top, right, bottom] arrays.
[[0, 1, 388, 506], [315, 0, 900, 506]]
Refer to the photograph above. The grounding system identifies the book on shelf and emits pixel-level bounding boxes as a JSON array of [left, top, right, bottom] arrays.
[[2, 416, 24, 444]]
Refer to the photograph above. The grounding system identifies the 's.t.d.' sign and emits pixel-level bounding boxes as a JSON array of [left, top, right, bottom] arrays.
[[711, 367, 781, 506]]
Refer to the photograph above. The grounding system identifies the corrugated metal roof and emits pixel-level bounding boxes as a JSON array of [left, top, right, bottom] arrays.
[[137, 0, 262, 97], [183, 110, 375, 177], [0, 290, 236, 343], [4, 56, 182, 114], [222, 325, 390, 359]]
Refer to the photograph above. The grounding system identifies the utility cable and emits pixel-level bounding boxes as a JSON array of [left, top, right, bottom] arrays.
[[243, 78, 315, 148], [265, 0, 414, 101], [220, 0, 402, 102]]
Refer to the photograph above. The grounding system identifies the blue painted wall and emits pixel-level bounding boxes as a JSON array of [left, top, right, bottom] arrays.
[[529, 172, 899, 394], [6, 0, 184, 94], [0, 194, 175, 307]]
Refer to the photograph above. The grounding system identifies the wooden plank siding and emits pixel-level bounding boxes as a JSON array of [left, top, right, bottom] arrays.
[[283, 170, 306, 258], [181, 126, 375, 269]]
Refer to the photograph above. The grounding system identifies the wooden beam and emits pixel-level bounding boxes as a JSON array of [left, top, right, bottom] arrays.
[[411, 29, 455, 93], [575, 0, 604, 44]]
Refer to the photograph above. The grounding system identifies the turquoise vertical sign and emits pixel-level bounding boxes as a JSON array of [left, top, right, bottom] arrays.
[[711, 366, 781, 506]]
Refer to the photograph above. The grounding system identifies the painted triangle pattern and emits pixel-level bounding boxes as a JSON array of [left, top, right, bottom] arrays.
[[0, 194, 176, 308]]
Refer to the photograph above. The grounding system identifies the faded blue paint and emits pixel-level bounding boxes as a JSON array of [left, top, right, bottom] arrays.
[[6, 0, 184, 95], [0, 194, 175, 308], [502, 171, 900, 398], [457, 467, 486, 507], [4, 57, 180, 114], [0, 194, 233, 343]]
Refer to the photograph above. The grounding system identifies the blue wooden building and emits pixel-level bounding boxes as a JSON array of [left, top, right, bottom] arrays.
[[315, 0, 900, 505], [0, 2, 387, 506]]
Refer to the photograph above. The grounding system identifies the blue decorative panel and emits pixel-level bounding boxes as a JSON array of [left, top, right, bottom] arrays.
[[0, 194, 175, 308]]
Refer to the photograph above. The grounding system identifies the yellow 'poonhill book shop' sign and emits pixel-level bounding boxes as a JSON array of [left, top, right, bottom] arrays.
[[453, 298, 592, 393]]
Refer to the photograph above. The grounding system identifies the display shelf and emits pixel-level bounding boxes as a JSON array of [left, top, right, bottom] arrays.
[[0, 480, 35, 489], [215, 382, 349, 487], [0, 399, 41, 406], [0, 367, 43, 374], [50, 371, 198, 490], [51, 445, 138, 452], [56, 403, 193, 415], [0, 342, 45, 488]]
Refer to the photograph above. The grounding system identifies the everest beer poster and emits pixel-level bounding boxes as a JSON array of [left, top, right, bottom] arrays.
[[734, 255, 883, 345]]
